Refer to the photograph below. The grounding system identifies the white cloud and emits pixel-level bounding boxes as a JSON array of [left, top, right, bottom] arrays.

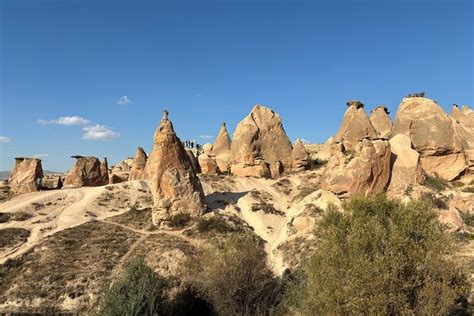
[[33, 153, 48, 158], [38, 116, 91, 126], [82, 125, 120, 141], [116, 96, 132, 105], [200, 135, 214, 139], [300, 138, 312, 144], [0, 136, 11, 143]]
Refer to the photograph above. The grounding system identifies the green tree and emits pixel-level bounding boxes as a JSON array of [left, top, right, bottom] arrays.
[[98, 257, 168, 316], [184, 233, 281, 315], [291, 195, 469, 315]]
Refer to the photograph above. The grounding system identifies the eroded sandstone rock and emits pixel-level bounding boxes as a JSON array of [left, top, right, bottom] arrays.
[[292, 139, 311, 172], [333, 100, 377, 151], [392, 97, 466, 181], [9, 158, 43, 195], [130, 147, 148, 180], [64, 156, 109, 187], [230, 104, 293, 178], [370, 105, 392, 138], [451, 105, 474, 171], [144, 111, 205, 225], [321, 139, 391, 197], [213, 123, 232, 173]]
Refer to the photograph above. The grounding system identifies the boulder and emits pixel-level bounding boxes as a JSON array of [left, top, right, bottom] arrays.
[[130, 147, 148, 180], [230, 159, 271, 178], [230, 104, 293, 178], [292, 139, 311, 172], [109, 172, 129, 184], [370, 105, 392, 138], [9, 158, 43, 195], [144, 110, 205, 225], [387, 134, 423, 194], [322, 139, 391, 197], [198, 153, 220, 175], [392, 97, 466, 181], [451, 105, 474, 171], [213, 123, 232, 173], [64, 156, 108, 187], [333, 100, 377, 151]]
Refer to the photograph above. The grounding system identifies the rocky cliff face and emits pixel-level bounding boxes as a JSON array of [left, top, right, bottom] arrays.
[[64, 156, 108, 187], [451, 105, 474, 173], [144, 111, 205, 225], [370, 105, 392, 138], [9, 158, 43, 195], [392, 97, 466, 181]]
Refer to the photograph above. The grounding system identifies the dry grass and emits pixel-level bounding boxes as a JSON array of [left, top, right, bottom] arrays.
[[0, 228, 30, 250], [108, 207, 153, 231]]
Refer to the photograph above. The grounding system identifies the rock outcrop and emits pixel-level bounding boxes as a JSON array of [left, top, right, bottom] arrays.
[[64, 156, 109, 187], [212, 123, 232, 173], [292, 139, 311, 172], [230, 104, 293, 178], [129, 147, 148, 180], [333, 100, 377, 151], [144, 110, 205, 225], [392, 97, 466, 181], [451, 105, 474, 171], [198, 144, 220, 175], [322, 139, 391, 197], [186, 150, 201, 174], [370, 106, 392, 138], [387, 134, 423, 194], [9, 158, 43, 195]]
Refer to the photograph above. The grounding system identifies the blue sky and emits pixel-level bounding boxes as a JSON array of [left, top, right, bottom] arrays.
[[0, 0, 472, 171]]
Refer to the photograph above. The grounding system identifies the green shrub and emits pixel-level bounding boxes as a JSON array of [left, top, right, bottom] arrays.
[[168, 212, 192, 228], [184, 234, 281, 315], [423, 174, 449, 192], [287, 195, 469, 315], [196, 216, 233, 234], [98, 257, 168, 316], [310, 158, 327, 170]]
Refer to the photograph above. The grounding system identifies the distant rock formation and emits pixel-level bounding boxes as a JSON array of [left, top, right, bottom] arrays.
[[370, 106, 392, 138], [451, 105, 474, 172], [212, 122, 232, 173], [333, 100, 377, 151], [322, 139, 391, 197], [9, 157, 43, 195], [144, 110, 205, 225], [198, 143, 220, 175], [230, 104, 293, 178], [292, 139, 311, 172], [100, 158, 109, 185], [64, 156, 109, 187], [129, 147, 148, 180], [387, 134, 423, 194], [392, 97, 466, 181]]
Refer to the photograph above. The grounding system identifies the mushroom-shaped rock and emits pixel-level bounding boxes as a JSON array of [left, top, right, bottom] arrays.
[[230, 104, 293, 178], [64, 156, 108, 187], [130, 147, 148, 180], [292, 139, 311, 172], [451, 105, 474, 171], [370, 106, 392, 138], [333, 100, 377, 151], [322, 139, 391, 197], [213, 123, 232, 173], [392, 97, 466, 181], [144, 111, 205, 225], [387, 134, 423, 194], [9, 157, 43, 195]]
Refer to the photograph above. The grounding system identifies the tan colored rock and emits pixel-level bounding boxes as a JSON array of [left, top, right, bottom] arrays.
[[198, 153, 220, 175], [144, 110, 205, 225], [322, 139, 391, 197], [292, 139, 311, 172], [186, 150, 201, 174], [64, 156, 109, 187], [387, 134, 423, 194], [230, 104, 293, 178], [213, 123, 232, 173], [202, 143, 213, 154], [370, 105, 392, 138], [109, 172, 129, 184], [130, 147, 148, 180], [392, 97, 466, 181], [111, 158, 133, 173], [9, 158, 43, 195], [100, 158, 109, 185], [451, 105, 474, 171], [333, 100, 377, 151], [231, 160, 271, 178], [439, 205, 463, 233]]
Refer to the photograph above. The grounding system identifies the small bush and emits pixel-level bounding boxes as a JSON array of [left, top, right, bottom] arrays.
[[98, 257, 168, 316], [183, 233, 281, 315], [196, 216, 233, 234], [0, 213, 11, 223], [287, 194, 470, 315], [421, 192, 449, 209], [460, 212, 474, 227], [251, 202, 284, 216], [310, 158, 327, 170], [423, 174, 449, 192], [168, 212, 192, 228], [461, 186, 474, 193]]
